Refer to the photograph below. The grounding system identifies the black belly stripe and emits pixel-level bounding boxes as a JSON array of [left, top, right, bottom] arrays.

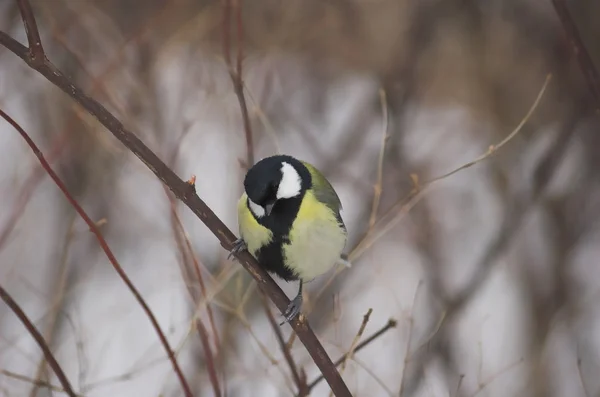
[[255, 239, 299, 282]]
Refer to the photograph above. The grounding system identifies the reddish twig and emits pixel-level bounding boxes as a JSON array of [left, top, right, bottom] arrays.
[[196, 319, 222, 397], [16, 0, 45, 65], [0, 108, 193, 397], [0, 285, 77, 397], [165, 175, 221, 351], [551, 0, 600, 110], [0, 21, 352, 397]]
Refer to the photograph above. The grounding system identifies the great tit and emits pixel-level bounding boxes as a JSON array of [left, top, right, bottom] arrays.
[[229, 155, 348, 324]]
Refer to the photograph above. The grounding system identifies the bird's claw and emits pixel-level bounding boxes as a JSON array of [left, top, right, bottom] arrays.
[[228, 238, 247, 261], [280, 294, 303, 325]]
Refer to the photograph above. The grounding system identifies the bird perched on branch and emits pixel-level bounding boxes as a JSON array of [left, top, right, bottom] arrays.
[[230, 155, 349, 324]]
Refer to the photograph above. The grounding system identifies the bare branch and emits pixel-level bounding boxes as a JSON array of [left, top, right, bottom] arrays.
[[0, 20, 352, 397], [0, 107, 194, 397], [0, 284, 77, 397], [306, 318, 397, 393]]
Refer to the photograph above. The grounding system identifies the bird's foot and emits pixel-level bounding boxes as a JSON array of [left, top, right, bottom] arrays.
[[228, 238, 247, 261], [337, 254, 352, 268], [280, 293, 303, 325]]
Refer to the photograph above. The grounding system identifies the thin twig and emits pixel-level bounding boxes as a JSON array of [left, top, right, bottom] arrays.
[[349, 74, 552, 262], [551, 0, 600, 111], [30, 214, 77, 397], [0, 23, 352, 397], [1, 369, 83, 397], [167, 187, 221, 349], [223, 0, 254, 167], [196, 319, 222, 397], [0, 286, 77, 397], [260, 292, 307, 395], [328, 309, 373, 397], [469, 357, 524, 397], [306, 318, 397, 393], [398, 281, 422, 396], [0, 108, 193, 397], [16, 0, 45, 64], [338, 308, 373, 376], [369, 88, 389, 228], [429, 74, 552, 183], [168, 189, 222, 397]]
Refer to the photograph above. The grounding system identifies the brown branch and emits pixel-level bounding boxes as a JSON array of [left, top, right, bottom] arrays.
[[306, 318, 398, 393], [0, 285, 77, 397], [0, 107, 193, 397], [0, 22, 352, 397], [16, 0, 45, 65], [195, 319, 222, 397], [551, 0, 600, 110]]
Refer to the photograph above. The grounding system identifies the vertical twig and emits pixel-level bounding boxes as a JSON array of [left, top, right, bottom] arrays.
[[167, 186, 221, 350], [30, 214, 76, 397], [196, 320, 222, 397], [260, 292, 307, 395], [223, 0, 254, 167], [16, 0, 45, 64], [0, 285, 77, 397], [369, 88, 389, 228]]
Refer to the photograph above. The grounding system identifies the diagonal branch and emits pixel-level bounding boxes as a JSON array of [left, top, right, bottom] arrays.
[[0, 15, 352, 397], [0, 285, 77, 397], [0, 107, 194, 397]]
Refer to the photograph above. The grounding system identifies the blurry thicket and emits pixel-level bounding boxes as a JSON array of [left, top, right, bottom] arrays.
[[0, 0, 599, 396]]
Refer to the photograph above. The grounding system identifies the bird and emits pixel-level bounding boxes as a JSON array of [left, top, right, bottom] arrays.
[[229, 154, 349, 324]]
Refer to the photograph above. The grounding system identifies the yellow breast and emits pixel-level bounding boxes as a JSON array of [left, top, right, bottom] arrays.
[[284, 190, 347, 281]]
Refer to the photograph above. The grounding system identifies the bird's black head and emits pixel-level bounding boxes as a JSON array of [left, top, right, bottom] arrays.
[[243, 155, 311, 219]]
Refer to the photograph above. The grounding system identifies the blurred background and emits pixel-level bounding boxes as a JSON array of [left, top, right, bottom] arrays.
[[1, 0, 600, 396]]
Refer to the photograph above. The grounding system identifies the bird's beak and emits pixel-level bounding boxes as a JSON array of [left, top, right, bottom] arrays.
[[265, 203, 274, 216]]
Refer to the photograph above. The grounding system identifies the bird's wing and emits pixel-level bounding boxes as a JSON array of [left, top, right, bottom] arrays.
[[301, 161, 343, 215]]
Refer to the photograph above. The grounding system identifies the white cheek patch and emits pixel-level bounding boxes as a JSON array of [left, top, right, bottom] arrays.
[[277, 162, 301, 199], [248, 199, 265, 218]]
